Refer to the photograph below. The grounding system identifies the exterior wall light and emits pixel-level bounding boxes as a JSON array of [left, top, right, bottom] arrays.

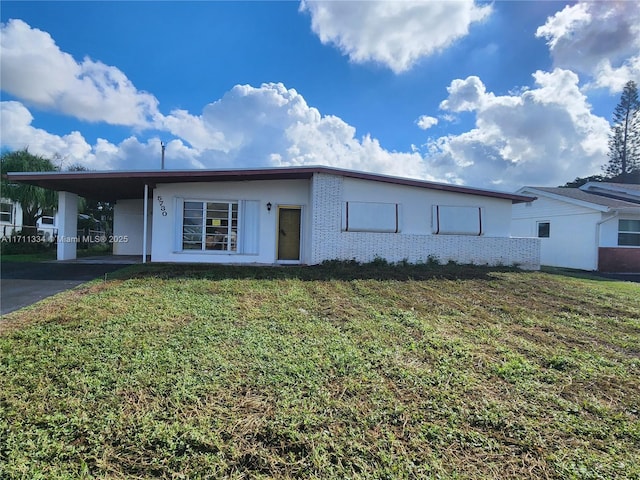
[[266, 202, 272, 212]]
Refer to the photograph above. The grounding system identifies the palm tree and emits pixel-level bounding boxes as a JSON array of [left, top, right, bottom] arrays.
[[1, 149, 58, 233]]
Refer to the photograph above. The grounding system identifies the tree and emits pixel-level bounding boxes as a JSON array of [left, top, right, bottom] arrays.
[[0, 149, 59, 232], [604, 80, 640, 182], [561, 174, 606, 188]]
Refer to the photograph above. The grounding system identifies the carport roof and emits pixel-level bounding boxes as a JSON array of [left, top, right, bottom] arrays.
[[5, 166, 535, 203]]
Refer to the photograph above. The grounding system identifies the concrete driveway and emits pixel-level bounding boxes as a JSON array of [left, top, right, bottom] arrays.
[[1, 260, 134, 315]]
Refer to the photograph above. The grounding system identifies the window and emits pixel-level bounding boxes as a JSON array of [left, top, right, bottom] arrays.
[[537, 221, 550, 238], [182, 201, 238, 251], [432, 206, 483, 235], [618, 219, 640, 246], [0, 203, 12, 223], [40, 209, 54, 225], [342, 202, 399, 232]]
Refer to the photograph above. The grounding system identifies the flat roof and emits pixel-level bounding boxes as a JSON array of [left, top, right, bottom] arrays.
[[5, 165, 535, 203]]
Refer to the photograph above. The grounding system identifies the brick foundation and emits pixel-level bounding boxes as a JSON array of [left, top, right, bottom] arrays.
[[598, 247, 640, 273]]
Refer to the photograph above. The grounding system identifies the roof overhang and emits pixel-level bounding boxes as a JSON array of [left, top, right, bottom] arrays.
[[580, 183, 640, 205], [5, 166, 535, 203], [517, 186, 611, 212], [519, 186, 640, 212], [612, 207, 640, 215]]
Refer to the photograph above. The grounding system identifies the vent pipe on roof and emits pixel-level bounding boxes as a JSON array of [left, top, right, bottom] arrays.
[[161, 141, 166, 170]]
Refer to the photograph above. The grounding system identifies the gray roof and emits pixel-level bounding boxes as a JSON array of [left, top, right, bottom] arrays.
[[591, 182, 640, 192], [527, 187, 640, 209], [581, 182, 640, 198]]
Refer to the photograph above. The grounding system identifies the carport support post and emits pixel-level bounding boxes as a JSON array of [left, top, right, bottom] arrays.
[[142, 184, 148, 264], [57, 191, 78, 261]]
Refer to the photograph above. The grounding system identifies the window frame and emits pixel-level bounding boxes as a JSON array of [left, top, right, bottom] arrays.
[[181, 199, 239, 253], [40, 209, 55, 225], [342, 201, 399, 233], [432, 205, 483, 236], [618, 219, 640, 247], [0, 202, 13, 224], [537, 221, 550, 238]]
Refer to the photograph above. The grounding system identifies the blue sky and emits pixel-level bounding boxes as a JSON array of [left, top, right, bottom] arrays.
[[1, 1, 639, 191]]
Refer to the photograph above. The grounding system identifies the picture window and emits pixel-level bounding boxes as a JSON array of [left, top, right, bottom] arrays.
[[182, 201, 238, 251]]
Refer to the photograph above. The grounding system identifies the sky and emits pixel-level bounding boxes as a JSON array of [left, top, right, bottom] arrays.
[[1, 1, 639, 192]]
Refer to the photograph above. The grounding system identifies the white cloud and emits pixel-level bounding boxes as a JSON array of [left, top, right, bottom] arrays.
[[165, 82, 432, 179], [1, 82, 436, 183], [0, 101, 176, 170], [0, 19, 161, 127], [1, 18, 429, 180], [441, 76, 489, 112], [424, 69, 610, 188], [161, 109, 229, 152], [6, 71, 610, 192], [416, 115, 438, 130], [4, 14, 613, 192], [0, 101, 94, 167], [300, 0, 491, 73], [591, 54, 640, 93], [536, 2, 640, 92]]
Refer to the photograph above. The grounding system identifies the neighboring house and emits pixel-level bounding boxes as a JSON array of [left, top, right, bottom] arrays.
[[0, 198, 57, 240], [0, 199, 105, 242], [7, 166, 539, 268], [512, 182, 640, 272], [0, 198, 16, 234]]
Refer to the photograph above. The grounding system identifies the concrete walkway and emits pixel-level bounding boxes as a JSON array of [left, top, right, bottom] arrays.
[[1, 259, 137, 315]]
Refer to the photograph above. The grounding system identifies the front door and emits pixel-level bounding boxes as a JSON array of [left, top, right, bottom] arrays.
[[277, 206, 301, 261]]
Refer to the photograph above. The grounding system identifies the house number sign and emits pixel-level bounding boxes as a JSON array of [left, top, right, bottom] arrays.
[[157, 196, 168, 216]]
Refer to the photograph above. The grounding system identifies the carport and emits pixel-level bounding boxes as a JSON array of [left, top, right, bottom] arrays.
[[6, 170, 157, 263]]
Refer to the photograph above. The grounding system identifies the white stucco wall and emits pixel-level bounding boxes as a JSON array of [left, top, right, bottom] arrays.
[[512, 195, 602, 270], [113, 199, 152, 256], [110, 174, 538, 267], [151, 180, 310, 264], [312, 174, 539, 269]]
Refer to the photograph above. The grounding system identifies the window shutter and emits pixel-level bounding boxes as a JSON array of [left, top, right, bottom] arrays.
[[240, 200, 260, 254], [433, 205, 483, 235]]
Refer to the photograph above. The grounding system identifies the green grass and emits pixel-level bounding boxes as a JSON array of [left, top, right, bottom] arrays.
[[1, 263, 639, 479], [0, 250, 57, 262]]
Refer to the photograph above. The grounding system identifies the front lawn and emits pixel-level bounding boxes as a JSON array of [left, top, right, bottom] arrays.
[[1, 244, 112, 263], [1, 263, 638, 479]]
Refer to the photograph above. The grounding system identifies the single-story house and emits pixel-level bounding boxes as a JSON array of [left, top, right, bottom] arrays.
[[0, 197, 57, 239], [512, 182, 640, 272], [7, 166, 539, 268]]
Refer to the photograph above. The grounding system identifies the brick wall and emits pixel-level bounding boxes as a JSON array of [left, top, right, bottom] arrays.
[[310, 173, 540, 269], [598, 248, 640, 273]]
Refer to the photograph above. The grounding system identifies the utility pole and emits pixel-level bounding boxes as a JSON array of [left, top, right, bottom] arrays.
[[161, 141, 166, 170]]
